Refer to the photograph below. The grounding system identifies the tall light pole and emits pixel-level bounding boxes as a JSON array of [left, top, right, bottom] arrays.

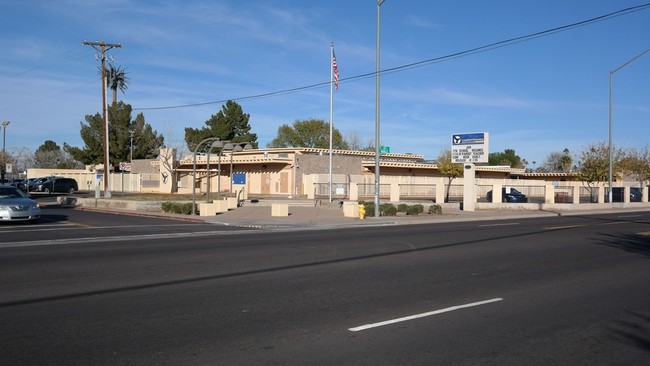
[[608, 48, 650, 203], [130, 130, 134, 163], [374, 0, 386, 217], [206, 140, 224, 203], [229, 142, 253, 194], [1, 121, 9, 183], [191, 137, 220, 215]]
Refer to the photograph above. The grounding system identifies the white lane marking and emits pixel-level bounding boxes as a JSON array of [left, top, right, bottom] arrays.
[[0, 229, 259, 248], [618, 215, 642, 218], [478, 223, 519, 227], [348, 298, 503, 332]]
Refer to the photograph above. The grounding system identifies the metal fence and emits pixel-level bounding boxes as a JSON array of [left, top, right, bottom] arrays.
[[314, 182, 349, 198], [357, 183, 390, 199], [399, 184, 435, 199]]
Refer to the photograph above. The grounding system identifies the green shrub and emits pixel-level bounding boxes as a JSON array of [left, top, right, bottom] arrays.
[[428, 204, 442, 215], [397, 203, 410, 212], [359, 201, 375, 217], [380, 203, 398, 216], [358, 201, 398, 216], [406, 204, 424, 215], [161, 202, 195, 215]]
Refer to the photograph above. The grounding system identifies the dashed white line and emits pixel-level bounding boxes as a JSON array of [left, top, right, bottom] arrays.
[[478, 222, 520, 227], [348, 297, 504, 332]]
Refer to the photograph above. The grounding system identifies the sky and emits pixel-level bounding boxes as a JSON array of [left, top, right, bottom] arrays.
[[1, 0, 649, 168]]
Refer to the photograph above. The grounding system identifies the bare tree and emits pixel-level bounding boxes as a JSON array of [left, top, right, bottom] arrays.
[[345, 132, 374, 151]]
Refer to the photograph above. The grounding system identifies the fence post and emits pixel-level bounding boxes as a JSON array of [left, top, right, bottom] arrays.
[[545, 183, 554, 204], [572, 185, 580, 204], [349, 183, 359, 201], [390, 182, 400, 203]]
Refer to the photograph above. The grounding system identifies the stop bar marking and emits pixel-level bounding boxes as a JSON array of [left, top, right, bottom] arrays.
[[348, 298, 504, 332]]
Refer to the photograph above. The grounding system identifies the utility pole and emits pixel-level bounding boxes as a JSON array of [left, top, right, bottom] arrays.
[[83, 40, 122, 198]]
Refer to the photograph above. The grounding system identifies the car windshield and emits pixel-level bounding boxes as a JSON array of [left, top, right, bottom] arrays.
[[0, 187, 28, 199], [507, 188, 522, 194]]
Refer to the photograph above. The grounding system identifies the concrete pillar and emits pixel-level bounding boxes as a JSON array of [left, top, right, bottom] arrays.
[[462, 164, 476, 211], [435, 183, 445, 204], [390, 182, 400, 203], [544, 183, 554, 204], [158, 148, 176, 194], [349, 183, 359, 201], [272, 203, 289, 216], [572, 185, 580, 204], [598, 186, 605, 203], [343, 201, 359, 218], [492, 183, 503, 203]]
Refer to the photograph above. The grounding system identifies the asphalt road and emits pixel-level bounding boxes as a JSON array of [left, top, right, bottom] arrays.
[[1, 210, 649, 365], [0, 204, 249, 246]]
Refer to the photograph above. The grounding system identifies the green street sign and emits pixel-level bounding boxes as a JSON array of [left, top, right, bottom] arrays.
[[380, 146, 390, 154]]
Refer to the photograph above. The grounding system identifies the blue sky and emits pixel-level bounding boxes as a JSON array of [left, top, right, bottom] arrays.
[[1, 0, 649, 167]]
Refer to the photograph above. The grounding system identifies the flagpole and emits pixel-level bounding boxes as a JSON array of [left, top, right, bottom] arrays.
[[329, 42, 334, 202]]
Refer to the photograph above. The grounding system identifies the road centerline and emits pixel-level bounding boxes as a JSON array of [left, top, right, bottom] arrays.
[[348, 298, 504, 332], [478, 223, 519, 227]]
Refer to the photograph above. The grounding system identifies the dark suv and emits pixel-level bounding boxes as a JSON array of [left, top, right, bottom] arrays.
[[609, 187, 643, 202], [29, 177, 78, 194], [486, 187, 528, 203]]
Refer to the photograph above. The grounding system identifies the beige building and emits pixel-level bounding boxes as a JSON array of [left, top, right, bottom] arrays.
[[27, 147, 648, 206]]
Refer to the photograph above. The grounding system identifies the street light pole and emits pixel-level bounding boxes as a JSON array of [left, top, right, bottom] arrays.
[[205, 140, 224, 203], [1, 121, 8, 153], [229, 142, 253, 194], [608, 48, 650, 203], [374, 0, 386, 217], [217, 142, 234, 201], [130, 130, 134, 163], [1, 121, 9, 183], [192, 137, 220, 215]]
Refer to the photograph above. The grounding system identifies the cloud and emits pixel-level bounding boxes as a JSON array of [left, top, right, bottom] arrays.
[[405, 15, 440, 29]]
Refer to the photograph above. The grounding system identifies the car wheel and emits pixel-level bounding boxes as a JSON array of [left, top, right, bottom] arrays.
[[68, 187, 75, 195], [43, 187, 50, 194]]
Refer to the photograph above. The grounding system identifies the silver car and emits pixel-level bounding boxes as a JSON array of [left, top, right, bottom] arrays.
[[0, 185, 41, 222]]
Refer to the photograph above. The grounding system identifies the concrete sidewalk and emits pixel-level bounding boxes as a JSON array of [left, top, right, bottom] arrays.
[[201, 204, 564, 229], [65, 197, 650, 229]]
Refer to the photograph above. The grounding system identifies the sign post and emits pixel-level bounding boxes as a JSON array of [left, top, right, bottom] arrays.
[[452, 132, 489, 211]]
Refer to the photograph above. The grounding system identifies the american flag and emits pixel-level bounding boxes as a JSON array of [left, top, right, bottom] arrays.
[[332, 49, 339, 90]]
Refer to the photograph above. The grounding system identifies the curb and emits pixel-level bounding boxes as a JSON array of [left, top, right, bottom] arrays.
[[72, 206, 206, 223]]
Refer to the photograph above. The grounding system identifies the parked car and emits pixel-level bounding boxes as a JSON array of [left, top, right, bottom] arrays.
[[486, 187, 528, 203], [27, 177, 49, 190], [7, 178, 26, 190], [29, 177, 78, 194], [0, 185, 40, 222], [609, 187, 643, 202]]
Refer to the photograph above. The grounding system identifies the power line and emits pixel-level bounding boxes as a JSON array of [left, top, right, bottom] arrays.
[[129, 2, 647, 111], [5, 45, 86, 79]]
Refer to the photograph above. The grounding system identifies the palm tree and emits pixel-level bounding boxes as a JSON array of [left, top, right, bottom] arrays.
[[105, 63, 130, 105]]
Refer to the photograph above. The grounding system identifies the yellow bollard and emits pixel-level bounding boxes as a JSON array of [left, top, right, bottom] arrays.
[[358, 204, 366, 220]]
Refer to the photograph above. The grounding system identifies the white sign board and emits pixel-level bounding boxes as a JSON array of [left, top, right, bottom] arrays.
[[451, 132, 489, 163]]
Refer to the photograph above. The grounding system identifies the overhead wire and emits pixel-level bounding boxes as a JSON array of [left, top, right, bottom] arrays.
[[134, 2, 650, 111]]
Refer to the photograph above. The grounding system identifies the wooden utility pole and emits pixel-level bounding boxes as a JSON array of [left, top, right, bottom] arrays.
[[83, 41, 122, 198]]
